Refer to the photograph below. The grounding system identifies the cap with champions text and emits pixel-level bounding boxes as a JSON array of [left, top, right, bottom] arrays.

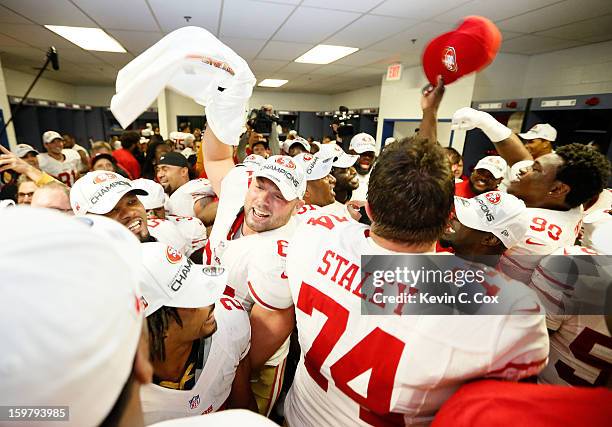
[[42, 130, 63, 144], [454, 191, 527, 249], [283, 136, 310, 154], [254, 155, 306, 201], [317, 143, 358, 168], [349, 133, 376, 154], [133, 178, 166, 210], [70, 170, 148, 215], [474, 155, 507, 179], [14, 144, 39, 158], [0, 207, 143, 427], [294, 152, 335, 181], [139, 242, 227, 316], [519, 123, 557, 142], [242, 153, 265, 168]]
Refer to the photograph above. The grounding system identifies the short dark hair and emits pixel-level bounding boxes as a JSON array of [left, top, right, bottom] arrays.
[[253, 140, 267, 149], [556, 143, 611, 208], [120, 131, 140, 150], [443, 147, 462, 165], [147, 306, 182, 362], [368, 136, 454, 244]]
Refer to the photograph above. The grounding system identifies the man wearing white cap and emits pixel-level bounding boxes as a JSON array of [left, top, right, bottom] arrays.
[[284, 81, 548, 426], [455, 155, 507, 198], [440, 191, 528, 261], [70, 170, 152, 242], [452, 107, 610, 283], [519, 123, 557, 159], [283, 135, 310, 157], [134, 178, 207, 260], [139, 242, 256, 423], [348, 132, 376, 201], [156, 152, 217, 227], [14, 143, 40, 169], [0, 207, 279, 427], [37, 130, 81, 187]]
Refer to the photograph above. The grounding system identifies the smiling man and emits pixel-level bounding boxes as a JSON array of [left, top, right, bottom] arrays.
[[37, 131, 81, 187], [455, 156, 507, 198], [348, 133, 376, 201], [452, 107, 611, 282]]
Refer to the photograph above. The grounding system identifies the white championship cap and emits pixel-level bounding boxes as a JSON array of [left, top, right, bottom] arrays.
[[0, 199, 15, 209], [133, 178, 166, 210], [254, 155, 306, 200], [317, 143, 358, 168], [242, 153, 265, 168], [349, 132, 376, 154], [14, 143, 39, 158], [139, 242, 227, 316], [454, 191, 528, 249], [384, 137, 396, 147], [0, 207, 143, 427], [519, 123, 557, 142], [474, 155, 507, 179], [284, 136, 310, 154], [70, 170, 149, 215], [294, 152, 335, 181], [42, 130, 63, 144]]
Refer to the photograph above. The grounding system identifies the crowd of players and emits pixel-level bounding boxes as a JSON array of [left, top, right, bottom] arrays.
[[1, 49, 612, 427]]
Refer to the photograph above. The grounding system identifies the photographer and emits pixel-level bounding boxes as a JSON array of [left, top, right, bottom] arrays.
[[331, 106, 356, 151]]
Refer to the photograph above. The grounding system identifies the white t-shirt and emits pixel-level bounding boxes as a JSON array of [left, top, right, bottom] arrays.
[[350, 171, 370, 201], [166, 179, 216, 218], [581, 188, 612, 252], [205, 164, 295, 366], [37, 149, 81, 186], [529, 246, 612, 387], [498, 206, 583, 284], [141, 296, 250, 424], [284, 218, 549, 426], [147, 216, 207, 256]]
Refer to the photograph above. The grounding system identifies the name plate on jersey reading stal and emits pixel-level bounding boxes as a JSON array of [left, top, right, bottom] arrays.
[[359, 255, 612, 316]]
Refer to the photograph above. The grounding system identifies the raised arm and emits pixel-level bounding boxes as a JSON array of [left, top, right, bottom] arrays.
[[0, 145, 60, 186], [451, 107, 532, 166], [202, 125, 238, 196], [418, 75, 445, 143]]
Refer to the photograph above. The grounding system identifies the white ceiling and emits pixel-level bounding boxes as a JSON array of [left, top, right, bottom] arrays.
[[0, 0, 610, 94]]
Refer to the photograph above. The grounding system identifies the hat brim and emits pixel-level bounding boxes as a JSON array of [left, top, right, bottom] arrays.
[[518, 132, 538, 140], [352, 145, 376, 154], [254, 170, 301, 201], [333, 153, 358, 168], [475, 164, 504, 179], [165, 266, 227, 310], [454, 196, 487, 232]]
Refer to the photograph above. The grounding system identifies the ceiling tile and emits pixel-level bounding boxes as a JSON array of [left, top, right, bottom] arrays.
[[0, 24, 80, 49], [276, 61, 322, 73], [496, 0, 612, 33], [308, 64, 354, 75], [149, 0, 222, 33], [107, 30, 163, 54], [273, 6, 360, 43], [368, 21, 455, 53], [433, 0, 561, 24], [533, 14, 612, 42], [0, 46, 46, 61], [89, 51, 134, 67], [301, 0, 382, 13], [325, 15, 418, 48], [334, 49, 396, 66], [500, 35, 586, 54], [220, 0, 295, 39], [371, 0, 469, 20], [74, 0, 159, 31], [0, 33, 30, 48], [249, 59, 290, 72], [501, 30, 525, 41], [55, 47, 105, 64], [342, 67, 383, 77], [220, 37, 268, 59], [1, 0, 96, 26], [258, 41, 314, 61], [0, 4, 32, 24]]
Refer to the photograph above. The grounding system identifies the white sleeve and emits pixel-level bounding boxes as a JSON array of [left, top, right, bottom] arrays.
[[246, 242, 293, 311]]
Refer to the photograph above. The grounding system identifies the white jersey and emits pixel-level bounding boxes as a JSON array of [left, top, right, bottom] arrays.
[[206, 164, 294, 366], [285, 218, 549, 426], [498, 206, 583, 284], [582, 189, 612, 252], [529, 246, 612, 387], [321, 200, 352, 218], [149, 410, 277, 427], [166, 179, 216, 218], [37, 149, 81, 187], [141, 295, 250, 425], [148, 217, 206, 256], [350, 171, 370, 201]]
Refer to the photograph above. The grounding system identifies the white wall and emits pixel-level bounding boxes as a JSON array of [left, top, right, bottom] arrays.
[[473, 53, 530, 101], [331, 85, 381, 109], [249, 89, 331, 112], [0, 58, 17, 148], [73, 85, 115, 106], [3, 68, 76, 103], [376, 66, 475, 153]]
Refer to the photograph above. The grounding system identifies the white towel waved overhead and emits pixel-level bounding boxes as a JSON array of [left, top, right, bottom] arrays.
[[110, 26, 256, 145]]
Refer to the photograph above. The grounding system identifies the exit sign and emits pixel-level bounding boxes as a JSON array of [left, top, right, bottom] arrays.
[[386, 63, 402, 81]]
